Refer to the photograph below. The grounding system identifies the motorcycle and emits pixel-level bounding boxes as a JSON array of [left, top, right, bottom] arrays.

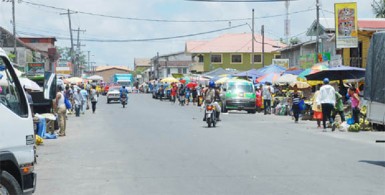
[[121, 94, 127, 108], [205, 103, 217, 128]]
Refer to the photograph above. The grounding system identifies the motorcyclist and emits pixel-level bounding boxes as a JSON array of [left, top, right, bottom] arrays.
[[120, 86, 129, 101], [203, 80, 221, 121]]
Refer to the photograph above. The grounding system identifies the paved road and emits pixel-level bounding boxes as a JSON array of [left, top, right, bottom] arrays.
[[35, 94, 385, 195]]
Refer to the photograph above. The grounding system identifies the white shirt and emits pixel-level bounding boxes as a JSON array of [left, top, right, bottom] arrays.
[[262, 85, 272, 100], [317, 84, 336, 105]]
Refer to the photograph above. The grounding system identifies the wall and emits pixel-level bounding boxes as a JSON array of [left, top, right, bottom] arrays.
[[96, 68, 131, 82], [342, 32, 371, 68], [203, 52, 278, 72]]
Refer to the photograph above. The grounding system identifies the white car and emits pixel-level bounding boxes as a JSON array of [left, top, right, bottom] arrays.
[[106, 86, 121, 103]]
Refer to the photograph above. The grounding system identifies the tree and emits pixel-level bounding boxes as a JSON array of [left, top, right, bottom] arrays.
[[57, 47, 86, 65], [290, 37, 300, 45], [372, 0, 385, 18]]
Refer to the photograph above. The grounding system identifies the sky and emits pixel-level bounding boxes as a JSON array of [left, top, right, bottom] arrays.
[[0, 0, 374, 69]]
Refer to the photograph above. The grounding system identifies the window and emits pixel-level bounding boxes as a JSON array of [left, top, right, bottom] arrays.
[[0, 57, 29, 117], [198, 55, 204, 63], [231, 54, 242, 64], [252, 54, 262, 63], [274, 54, 281, 59], [183, 68, 187, 74], [211, 54, 222, 63], [178, 68, 182, 74], [167, 68, 170, 75]]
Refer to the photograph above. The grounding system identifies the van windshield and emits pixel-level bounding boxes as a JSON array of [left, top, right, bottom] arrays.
[[228, 83, 253, 93]]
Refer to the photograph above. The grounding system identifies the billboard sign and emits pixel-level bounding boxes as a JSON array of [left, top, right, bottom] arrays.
[[27, 62, 45, 75], [335, 2, 358, 48], [272, 59, 289, 68]]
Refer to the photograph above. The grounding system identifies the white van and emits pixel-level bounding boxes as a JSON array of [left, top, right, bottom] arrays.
[[0, 48, 36, 194]]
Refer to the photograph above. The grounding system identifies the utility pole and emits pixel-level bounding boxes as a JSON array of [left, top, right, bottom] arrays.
[[285, 0, 290, 44], [12, 0, 17, 64], [60, 9, 76, 76], [155, 52, 159, 79], [261, 25, 265, 67], [87, 51, 90, 74], [73, 27, 86, 77], [315, 0, 320, 63], [252, 9, 255, 69]]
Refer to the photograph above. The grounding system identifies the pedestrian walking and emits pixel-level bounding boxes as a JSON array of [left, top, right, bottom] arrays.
[[262, 82, 273, 115], [290, 85, 301, 123], [255, 86, 262, 113], [171, 84, 177, 103], [333, 90, 346, 123], [191, 86, 198, 106], [80, 86, 88, 114], [348, 85, 360, 124], [73, 88, 84, 117], [317, 78, 336, 131], [55, 85, 66, 136], [312, 85, 322, 128], [90, 85, 98, 113]]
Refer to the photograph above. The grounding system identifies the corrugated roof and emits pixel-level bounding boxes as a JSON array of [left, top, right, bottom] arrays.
[[186, 33, 285, 53], [358, 19, 385, 30], [95, 66, 131, 72], [134, 58, 151, 67]]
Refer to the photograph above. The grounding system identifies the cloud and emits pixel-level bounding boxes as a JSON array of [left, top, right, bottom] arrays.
[[0, 0, 375, 70]]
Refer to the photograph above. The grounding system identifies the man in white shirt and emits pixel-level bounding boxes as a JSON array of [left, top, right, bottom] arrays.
[[262, 82, 273, 115], [317, 78, 336, 131]]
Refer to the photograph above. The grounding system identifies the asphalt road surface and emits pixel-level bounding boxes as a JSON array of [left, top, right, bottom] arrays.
[[35, 94, 385, 195]]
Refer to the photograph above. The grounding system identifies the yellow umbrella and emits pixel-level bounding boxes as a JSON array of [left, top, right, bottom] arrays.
[[65, 77, 83, 84], [160, 77, 179, 83], [290, 81, 311, 89], [215, 77, 233, 84]]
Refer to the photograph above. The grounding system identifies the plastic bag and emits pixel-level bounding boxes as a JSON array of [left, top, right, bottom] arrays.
[[64, 97, 72, 109]]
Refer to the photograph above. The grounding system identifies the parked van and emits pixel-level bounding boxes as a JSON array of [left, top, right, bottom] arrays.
[[222, 79, 256, 114], [0, 48, 36, 194]]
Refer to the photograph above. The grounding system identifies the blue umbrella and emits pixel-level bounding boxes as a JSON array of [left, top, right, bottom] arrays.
[[305, 65, 365, 81]]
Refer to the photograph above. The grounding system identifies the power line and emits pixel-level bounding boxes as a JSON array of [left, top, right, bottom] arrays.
[[20, 0, 314, 23], [17, 23, 248, 43]]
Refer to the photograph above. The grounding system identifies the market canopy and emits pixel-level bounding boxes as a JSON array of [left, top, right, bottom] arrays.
[[275, 74, 297, 85], [256, 64, 286, 76], [305, 65, 365, 81], [202, 68, 239, 78], [160, 77, 179, 83], [256, 73, 281, 84], [87, 75, 103, 81]]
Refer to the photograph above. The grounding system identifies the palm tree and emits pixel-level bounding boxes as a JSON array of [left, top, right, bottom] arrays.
[[372, 0, 385, 18]]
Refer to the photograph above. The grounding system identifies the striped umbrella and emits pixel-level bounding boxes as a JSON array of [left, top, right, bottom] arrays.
[[256, 73, 281, 84]]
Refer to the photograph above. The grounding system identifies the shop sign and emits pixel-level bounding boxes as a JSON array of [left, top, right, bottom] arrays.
[[27, 62, 44, 75], [335, 2, 358, 48], [272, 59, 289, 68]]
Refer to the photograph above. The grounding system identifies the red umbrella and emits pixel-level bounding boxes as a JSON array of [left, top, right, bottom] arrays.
[[180, 79, 186, 84], [186, 82, 198, 88]]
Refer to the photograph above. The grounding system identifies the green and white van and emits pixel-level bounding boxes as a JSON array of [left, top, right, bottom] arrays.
[[222, 79, 256, 114]]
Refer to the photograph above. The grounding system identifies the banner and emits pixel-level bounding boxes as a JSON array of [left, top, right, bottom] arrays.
[[272, 59, 289, 68], [335, 2, 358, 48], [27, 62, 44, 75], [300, 53, 331, 69]]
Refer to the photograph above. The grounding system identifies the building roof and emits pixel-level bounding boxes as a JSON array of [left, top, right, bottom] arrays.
[[359, 19, 385, 30], [134, 58, 151, 67], [307, 18, 385, 35], [95, 66, 131, 72], [186, 33, 285, 54]]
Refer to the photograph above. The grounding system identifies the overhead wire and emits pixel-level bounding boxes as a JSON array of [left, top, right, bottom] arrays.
[[20, 0, 314, 23], [17, 23, 249, 43]]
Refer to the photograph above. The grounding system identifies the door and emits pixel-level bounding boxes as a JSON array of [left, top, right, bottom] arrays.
[[350, 42, 362, 67]]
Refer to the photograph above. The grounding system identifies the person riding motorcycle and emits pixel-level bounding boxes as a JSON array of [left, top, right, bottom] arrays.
[[120, 86, 129, 100], [203, 80, 221, 121]]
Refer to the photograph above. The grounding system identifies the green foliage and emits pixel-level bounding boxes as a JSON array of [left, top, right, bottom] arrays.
[[57, 46, 87, 65], [7, 53, 16, 61], [372, 0, 385, 18], [290, 37, 300, 45]]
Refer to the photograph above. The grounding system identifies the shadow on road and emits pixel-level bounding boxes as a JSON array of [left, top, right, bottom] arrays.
[[359, 160, 385, 168]]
